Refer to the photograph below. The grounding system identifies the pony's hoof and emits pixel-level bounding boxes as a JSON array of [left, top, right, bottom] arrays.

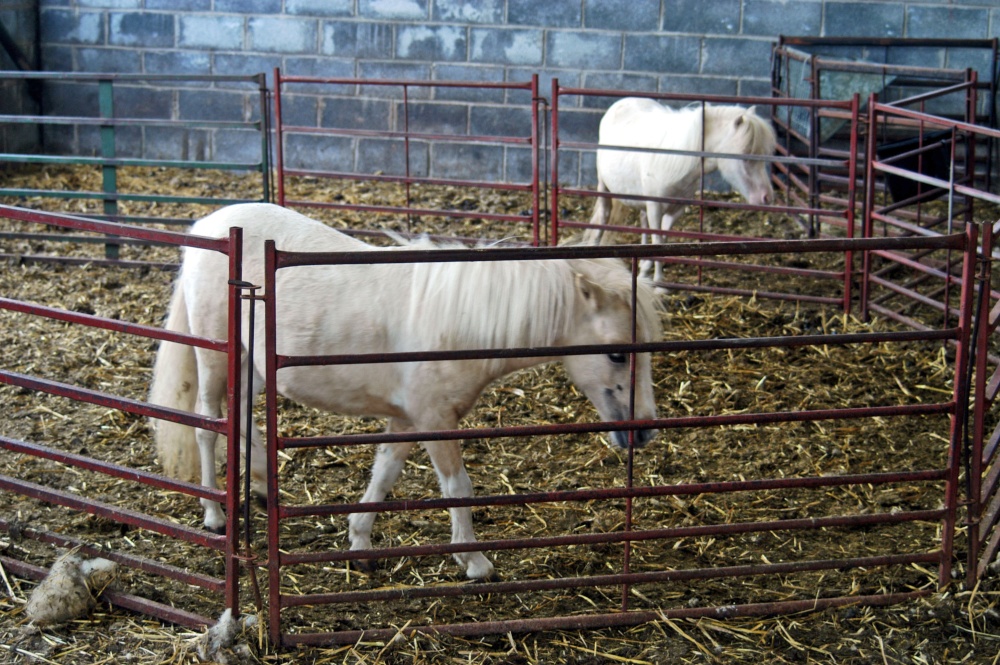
[[252, 494, 267, 510], [348, 557, 379, 575], [466, 571, 502, 584], [206, 523, 226, 536]]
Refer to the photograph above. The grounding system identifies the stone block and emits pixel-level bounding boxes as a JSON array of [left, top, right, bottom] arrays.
[[742, 0, 822, 37], [546, 31, 621, 70], [397, 25, 467, 62], [114, 86, 175, 120], [179, 89, 247, 122], [40, 9, 103, 45], [216, 0, 281, 12], [322, 21, 393, 59], [470, 105, 532, 139], [584, 0, 659, 32], [145, 50, 212, 78], [215, 128, 271, 166], [76, 47, 143, 73], [701, 37, 772, 78], [824, 2, 903, 38], [360, 0, 427, 20], [247, 16, 318, 54], [906, 5, 989, 39], [433, 0, 503, 24], [508, 0, 580, 28], [430, 142, 503, 181], [662, 0, 740, 34], [357, 137, 429, 176], [287, 0, 353, 16], [179, 15, 244, 50], [320, 97, 393, 131], [433, 65, 507, 103], [397, 101, 468, 135], [283, 133, 355, 171], [109, 12, 175, 48], [143, 125, 211, 162], [623, 34, 701, 74], [470, 28, 543, 66]]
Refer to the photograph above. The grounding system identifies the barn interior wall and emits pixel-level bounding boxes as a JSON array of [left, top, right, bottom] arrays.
[[19, 0, 1000, 184], [0, 0, 38, 157]]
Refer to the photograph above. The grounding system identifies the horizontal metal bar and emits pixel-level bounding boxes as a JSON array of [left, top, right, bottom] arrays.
[[0, 296, 227, 352], [0, 114, 261, 131], [281, 470, 948, 523], [0, 204, 227, 252], [0, 369, 228, 435], [0, 435, 226, 504], [273, 234, 967, 269], [277, 328, 957, 369], [0, 474, 224, 550], [0, 152, 265, 171], [280, 590, 931, 646], [280, 401, 954, 452], [0, 187, 263, 207], [280, 123, 531, 146], [282, 552, 940, 607], [0, 555, 216, 629], [0, 518, 225, 592]]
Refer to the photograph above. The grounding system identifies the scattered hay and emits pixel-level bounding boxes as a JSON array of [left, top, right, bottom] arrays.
[[1, 165, 999, 664]]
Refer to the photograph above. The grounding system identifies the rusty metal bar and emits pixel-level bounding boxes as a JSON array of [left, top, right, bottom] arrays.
[[0, 519, 225, 592], [0, 473, 224, 550]]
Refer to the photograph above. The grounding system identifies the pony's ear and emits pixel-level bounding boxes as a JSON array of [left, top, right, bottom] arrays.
[[735, 106, 757, 129], [574, 272, 607, 310]]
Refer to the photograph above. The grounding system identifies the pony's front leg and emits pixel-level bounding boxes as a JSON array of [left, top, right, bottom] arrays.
[[422, 440, 495, 580], [348, 429, 417, 571]]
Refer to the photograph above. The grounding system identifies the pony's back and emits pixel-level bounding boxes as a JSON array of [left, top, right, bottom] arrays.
[[188, 203, 370, 253]]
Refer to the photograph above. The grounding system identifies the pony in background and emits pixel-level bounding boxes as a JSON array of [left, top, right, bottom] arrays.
[[585, 98, 777, 283]]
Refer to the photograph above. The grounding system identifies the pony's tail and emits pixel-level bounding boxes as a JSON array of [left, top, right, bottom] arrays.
[[148, 283, 202, 483]]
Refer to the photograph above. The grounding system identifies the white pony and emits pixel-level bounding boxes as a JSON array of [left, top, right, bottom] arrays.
[[585, 98, 777, 283], [149, 203, 661, 580]]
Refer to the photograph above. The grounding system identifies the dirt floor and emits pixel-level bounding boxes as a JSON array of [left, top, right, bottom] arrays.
[[0, 166, 999, 664]]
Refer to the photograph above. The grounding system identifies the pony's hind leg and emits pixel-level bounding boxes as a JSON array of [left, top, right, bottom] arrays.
[[583, 179, 611, 245], [348, 418, 417, 572], [422, 440, 495, 581], [192, 349, 229, 533]]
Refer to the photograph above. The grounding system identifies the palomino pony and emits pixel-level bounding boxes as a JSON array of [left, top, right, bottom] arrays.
[[149, 203, 661, 580], [584, 98, 777, 284]]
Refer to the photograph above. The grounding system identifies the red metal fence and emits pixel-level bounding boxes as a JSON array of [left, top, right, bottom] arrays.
[[0, 204, 247, 628], [0, 68, 998, 644]]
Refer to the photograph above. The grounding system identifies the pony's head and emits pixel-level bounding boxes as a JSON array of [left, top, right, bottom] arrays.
[[711, 105, 776, 207], [560, 260, 662, 449]]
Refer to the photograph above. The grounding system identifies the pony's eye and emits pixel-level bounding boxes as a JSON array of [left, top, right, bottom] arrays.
[[608, 353, 628, 364]]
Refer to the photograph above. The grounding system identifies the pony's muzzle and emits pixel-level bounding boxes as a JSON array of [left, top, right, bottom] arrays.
[[610, 428, 658, 449]]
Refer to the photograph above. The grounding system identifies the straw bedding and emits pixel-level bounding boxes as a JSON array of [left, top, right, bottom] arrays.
[[0, 166, 997, 664]]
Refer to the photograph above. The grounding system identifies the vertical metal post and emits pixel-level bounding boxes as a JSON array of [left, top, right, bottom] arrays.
[[859, 97, 879, 322], [98, 79, 119, 259], [842, 94, 860, 314], [967, 227, 992, 586], [224, 227, 244, 614], [264, 240, 282, 645], [550, 78, 561, 246], [530, 74, 541, 247], [257, 73, 272, 203], [941, 222, 979, 587], [273, 68, 286, 207]]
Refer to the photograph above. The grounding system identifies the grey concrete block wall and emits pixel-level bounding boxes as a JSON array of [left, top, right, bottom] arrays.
[[21, 0, 1000, 184]]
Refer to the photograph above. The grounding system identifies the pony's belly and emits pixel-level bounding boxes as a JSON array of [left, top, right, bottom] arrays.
[[274, 365, 404, 419]]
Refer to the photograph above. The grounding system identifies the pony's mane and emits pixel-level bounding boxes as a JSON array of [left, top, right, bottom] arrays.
[[705, 104, 776, 156], [404, 238, 661, 352]]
